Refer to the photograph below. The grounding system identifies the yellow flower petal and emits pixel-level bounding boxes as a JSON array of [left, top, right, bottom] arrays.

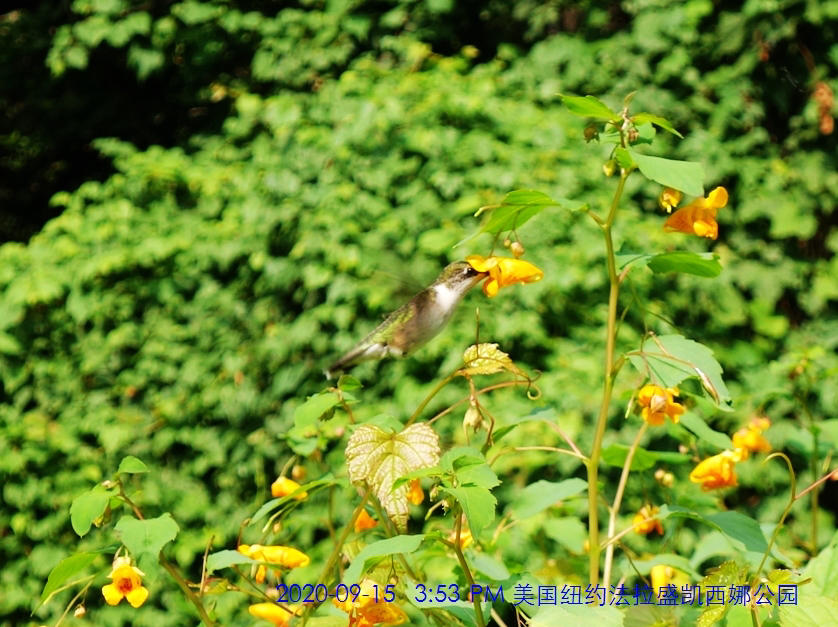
[[125, 585, 149, 608], [689, 450, 739, 490], [465, 254, 499, 273], [637, 384, 684, 426], [102, 583, 124, 606], [658, 187, 683, 212], [467, 255, 543, 297], [271, 476, 307, 500], [407, 479, 424, 505], [249, 602, 297, 626], [354, 509, 378, 532], [632, 505, 663, 535], [663, 186, 728, 240]]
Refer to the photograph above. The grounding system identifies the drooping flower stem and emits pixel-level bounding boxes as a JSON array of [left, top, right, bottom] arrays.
[[587, 169, 629, 586]]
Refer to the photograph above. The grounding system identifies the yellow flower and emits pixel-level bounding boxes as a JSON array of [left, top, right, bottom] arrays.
[[465, 254, 544, 298], [271, 476, 307, 500], [637, 384, 685, 426], [663, 186, 728, 239], [650, 564, 674, 593], [689, 450, 742, 490], [248, 602, 300, 626], [333, 578, 408, 626], [407, 479, 424, 505], [354, 509, 378, 532], [658, 187, 683, 213], [732, 420, 771, 460], [238, 544, 310, 582], [632, 504, 664, 535], [101, 558, 149, 608]]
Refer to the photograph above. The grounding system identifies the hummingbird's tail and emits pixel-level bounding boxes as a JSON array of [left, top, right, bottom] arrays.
[[324, 341, 394, 380]]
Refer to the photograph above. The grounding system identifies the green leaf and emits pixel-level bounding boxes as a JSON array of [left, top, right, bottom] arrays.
[[467, 551, 510, 581], [801, 529, 838, 596], [543, 517, 587, 554], [679, 413, 733, 450], [477, 190, 562, 235], [346, 423, 440, 530], [442, 485, 497, 536], [459, 343, 524, 377], [343, 534, 425, 585], [628, 150, 704, 197], [628, 334, 732, 408], [294, 391, 341, 429], [41, 552, 97, 602], [560, 94, 619, 121], [116, 455, 149, 474], [453, 455, 500, 490], [0, 332, 22, 355], [248, 475, 337, 524], [70, 487, 111, 537], [696, 561, 745, 627], [205, 549, 258, 573], [664, 507, 767, 553], [115, 513, 179, 556], [614, 147, 635, 169], [647, 252, 722, 278], [509, 478, 587, 519], [779, 593, 838, 627], [601, 444, 689, 471], [337, 374, 362, 391], [632, 113, 684, 138]]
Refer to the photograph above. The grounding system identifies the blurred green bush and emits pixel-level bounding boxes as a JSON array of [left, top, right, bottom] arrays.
[[1, 0, 836, 625]]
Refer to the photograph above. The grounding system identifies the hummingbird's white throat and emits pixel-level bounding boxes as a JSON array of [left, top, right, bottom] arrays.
[[432, 283, 462, 310]]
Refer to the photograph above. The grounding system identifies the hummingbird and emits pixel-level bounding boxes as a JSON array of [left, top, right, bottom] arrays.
[[325, 261, 487, 378]]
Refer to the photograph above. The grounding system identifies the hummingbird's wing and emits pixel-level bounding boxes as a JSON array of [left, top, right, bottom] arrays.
[[324, 301, 415, 379]]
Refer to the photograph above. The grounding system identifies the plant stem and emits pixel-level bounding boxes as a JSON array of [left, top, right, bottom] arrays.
[[160, 556, 218, 626], [602, 423, 648, 592], [587, 170, 628, 586], [452, 512, 486, 627], [406, 372, 457, 426]]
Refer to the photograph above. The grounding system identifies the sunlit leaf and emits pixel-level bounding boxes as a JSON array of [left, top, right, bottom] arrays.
[[509, 478, 587, 519], [343, 534, 425, 584], [459, 343, 524, 377], [628, 150, 704, 196], [346, 423, 440, 530], [41, 552, 98, 602], [632, 112, 684, 138], [560, 94, 620, 121], [115, 513, 179, 556], [647, 252, 722, 278], [70, 487, 111, 537]]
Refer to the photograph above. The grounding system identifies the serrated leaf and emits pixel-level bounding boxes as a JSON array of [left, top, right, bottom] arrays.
[[647, 252, 722, 278], [459, 343, 523, 377], [442, 485, 496, 536], [343, 534, 425, 584], [632, 112, 684, 138], [41, 552, 97, 602], [509, 478, 587, 519], [337, 374, 362, 391], [116, 455, 149, 474], [115, 513, 179, 556], [70, 487, 111, 537], [205, 549, 258, 573], [628, 150, 704, 197], [560, 94, 619, 121], [696, 561, 745, 627], [453, 457, 500, 490], [779, 593, 838, 627], [628, 334, 731, 408], [346, 423, 440, 530]]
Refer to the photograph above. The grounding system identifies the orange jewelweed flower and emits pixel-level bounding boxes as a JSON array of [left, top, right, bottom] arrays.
[[465, 254, 544, 298], [333, 578, 408, 626], [689, 450, 742, 490], [632, 504, 664, 535], [355, 509, 378, 532], [238, 544, 310, 582], [271, 476, 307, 500], [637, 384, 685, 426], [732, 420, 772, 460], [248, 602, 300, 626], [407, 479, 424, 505], [658, 187, 683, 213], [101, 558, 149, 608], [663, 186, 728, 239]]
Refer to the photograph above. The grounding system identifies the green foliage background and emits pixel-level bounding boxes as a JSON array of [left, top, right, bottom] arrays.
[[1, 0, 837, 625]]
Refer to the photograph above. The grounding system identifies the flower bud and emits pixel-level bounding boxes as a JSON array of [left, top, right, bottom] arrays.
[[602, 159, 616, 177], [509, 241, 525, 258]]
